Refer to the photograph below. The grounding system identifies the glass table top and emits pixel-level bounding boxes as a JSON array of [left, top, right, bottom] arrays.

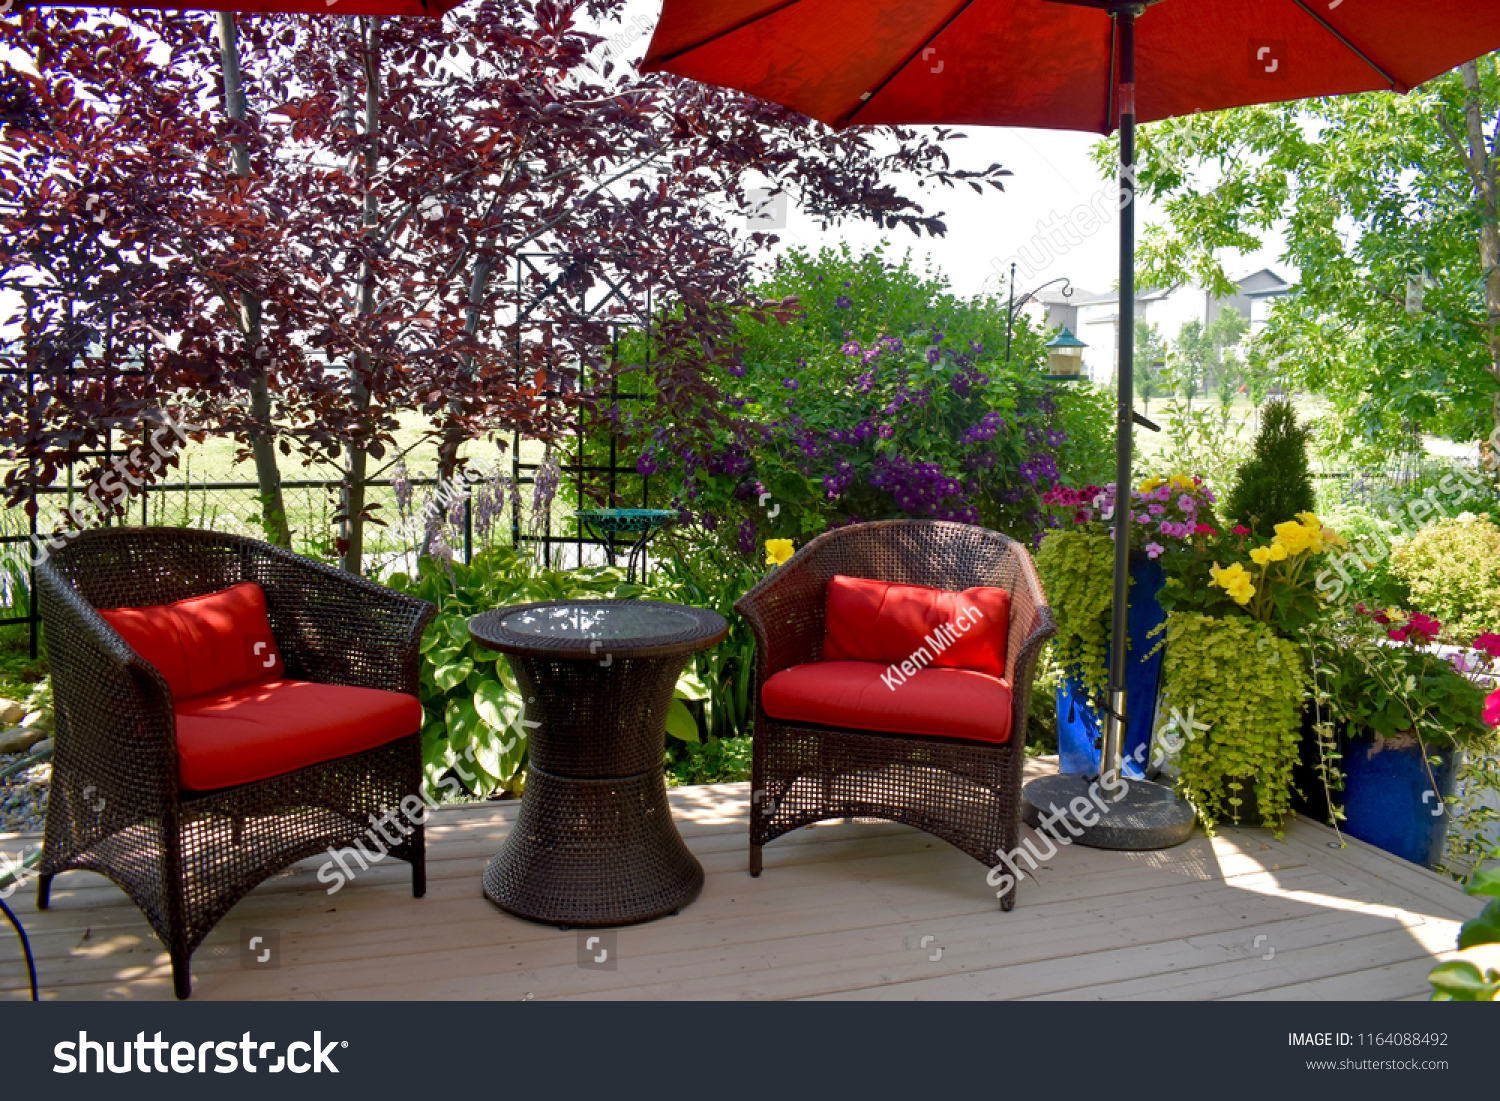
[[498, 602, 700, 641]]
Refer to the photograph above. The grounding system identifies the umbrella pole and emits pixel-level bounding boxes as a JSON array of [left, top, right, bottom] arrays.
[[1019, 1, 1194, 855], [1100, 3, 1138, 793]]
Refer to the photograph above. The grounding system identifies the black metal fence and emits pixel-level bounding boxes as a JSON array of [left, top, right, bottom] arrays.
[[0, 254, 661, 660]]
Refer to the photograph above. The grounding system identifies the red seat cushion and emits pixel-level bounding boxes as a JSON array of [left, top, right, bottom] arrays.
[[761, 660, 1013, 744], [821, 575, 1010, 678], [173, 678, 423, 791], [98, 582, 285, 700]]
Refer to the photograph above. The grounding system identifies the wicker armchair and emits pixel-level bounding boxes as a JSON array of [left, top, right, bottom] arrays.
[[34, 527, 435, 998], [733, 520, 1055, 909]]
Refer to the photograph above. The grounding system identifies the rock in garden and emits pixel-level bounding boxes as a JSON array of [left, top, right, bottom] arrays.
[[0, 726, 46, 755], [0, 700, 23, 726]]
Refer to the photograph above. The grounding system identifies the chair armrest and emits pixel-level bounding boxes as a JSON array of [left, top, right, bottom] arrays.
[[243, 545, 436, 695], [733, 555, 827, 686], [1002, 544, 1057, 749], [36, 562, 180, 828]]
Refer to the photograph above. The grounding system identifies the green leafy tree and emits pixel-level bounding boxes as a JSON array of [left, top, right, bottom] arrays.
[[1172, 318, 1208, 407], [1135, 318, 1168, 412], [1108, 55, 1500, 454], [1223, 398, 1316, 533]]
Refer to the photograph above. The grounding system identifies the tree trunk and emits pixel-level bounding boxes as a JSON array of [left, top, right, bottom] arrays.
[[218, 14, 291, 547], [421, 256, 494, 560], [1457, 61, 1500, 455], [341, 16, 381, 575]]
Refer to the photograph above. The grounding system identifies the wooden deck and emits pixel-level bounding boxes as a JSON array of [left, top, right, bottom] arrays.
[[0, 760, 1481, 1001]]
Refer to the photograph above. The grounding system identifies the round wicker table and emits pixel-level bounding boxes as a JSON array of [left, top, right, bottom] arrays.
[[469, 599, 728, 927]]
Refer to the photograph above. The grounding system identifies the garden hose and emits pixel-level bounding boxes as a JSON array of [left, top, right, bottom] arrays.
[[0, 745, 48, 1000], [0, 848, 41, 1001], [0, 742, 51, 782]]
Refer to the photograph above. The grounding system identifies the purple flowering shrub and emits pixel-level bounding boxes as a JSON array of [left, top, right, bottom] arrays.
[[608, 246, 1115, 559]]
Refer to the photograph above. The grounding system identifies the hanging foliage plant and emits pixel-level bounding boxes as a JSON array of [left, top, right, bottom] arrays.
[[1156, 612, 1309, 834], [1034, 529, 1116, 700]]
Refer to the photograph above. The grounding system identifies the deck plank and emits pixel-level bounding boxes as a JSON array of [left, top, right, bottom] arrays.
[[0, 764, 1480, 1001]]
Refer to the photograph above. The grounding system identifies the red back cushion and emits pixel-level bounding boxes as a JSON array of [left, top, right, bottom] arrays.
[[821, 575, 1010, 678], [98, 582, 285, 700]]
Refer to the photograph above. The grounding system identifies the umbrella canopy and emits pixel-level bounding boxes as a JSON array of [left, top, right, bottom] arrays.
[[640, 0, 1500, 134], [640, 0, 1500, 826]]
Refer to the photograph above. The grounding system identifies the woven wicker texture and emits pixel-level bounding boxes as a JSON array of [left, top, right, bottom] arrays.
[[34, 527, 435, 998], [733, 520, 1056, 909], [470, 600, 726, 926]]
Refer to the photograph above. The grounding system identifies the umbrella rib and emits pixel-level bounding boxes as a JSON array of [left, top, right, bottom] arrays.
[[840, 0, 978, 128], [1103, 15, 1117, 136], [643, 0, 810, 66], [1288, 0, 1402, 91]]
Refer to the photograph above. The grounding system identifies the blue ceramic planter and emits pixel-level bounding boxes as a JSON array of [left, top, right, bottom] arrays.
[[1056, 555, 1166, 778], [1340, 734, 1458, 868]]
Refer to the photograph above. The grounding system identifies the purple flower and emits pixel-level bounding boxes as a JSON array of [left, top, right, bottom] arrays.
[[1145, 542, 1165, 559], [926, 348, 941, 365], [835, 296, 852, 309], [636, 451, 659, 476], [783, 378, 800, 390]]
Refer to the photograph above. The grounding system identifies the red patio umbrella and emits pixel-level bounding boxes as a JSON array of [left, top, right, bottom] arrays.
[[641, 0, 1500, 847]]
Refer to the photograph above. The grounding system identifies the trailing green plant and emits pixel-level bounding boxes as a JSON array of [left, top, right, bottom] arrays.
[[1034, 529, 1115, 701], [1223, 398, 1316, 534], [388, 547, 643, 800], [1429, 860, 1500, 1001], [1389, 513, 1500, 638], [1155, 611, 1309, 834]]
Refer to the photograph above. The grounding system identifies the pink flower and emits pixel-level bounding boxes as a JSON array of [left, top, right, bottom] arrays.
[[1194, 523, 1216, 535], [1388, 627, 1409, 643], [1407, 613, 1442, 644], [1373, 610, 1391, 625], [1485, 688, 1500, 727], [1232, 525, 1251, 536], [1155, 485, 1171, 501], [1178, 494, 1195, 512], [1145, 542, 1165, 559], [1473, 633, 1500, 659], [1073, 508, 1093, 524], [1148, 503, 1165, 516]]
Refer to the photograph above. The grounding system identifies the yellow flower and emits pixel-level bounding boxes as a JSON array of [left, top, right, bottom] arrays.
[[764, 539, 795, 566], [1169, 474, 1196, 491], [1295, 511, 1322, 528], [1250, 546, 1272, 566], [1138, 476, 1164, 493], [1267, 541, 1288, 561], [1209, 561, 1257, 605], [1272, 520, 1313, 556]]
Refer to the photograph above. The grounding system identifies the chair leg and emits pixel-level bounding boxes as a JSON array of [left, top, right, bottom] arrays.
[[36, 873, 52, 910], [410, 821, 426, 899], [749, 842, 762, 878], [172, 954, 192, 1000], [1000, 887, 1016, 912]]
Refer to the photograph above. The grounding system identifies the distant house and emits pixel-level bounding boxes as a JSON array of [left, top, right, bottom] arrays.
[[1016, 284, 1096, 335], [1064, 269, 1292, 384]]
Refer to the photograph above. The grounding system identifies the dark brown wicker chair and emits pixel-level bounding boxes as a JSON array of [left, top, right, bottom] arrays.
[[733, 520, 1055, 909], [34, 527, 435, 998]]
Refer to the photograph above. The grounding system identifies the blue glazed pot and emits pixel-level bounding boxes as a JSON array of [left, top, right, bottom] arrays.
[[1056, 555, 1166, 778], [1340, 733, 1458, 868]]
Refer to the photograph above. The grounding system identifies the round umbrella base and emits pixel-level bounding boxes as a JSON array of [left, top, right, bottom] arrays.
[[1021, 773, 1196, 851]]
